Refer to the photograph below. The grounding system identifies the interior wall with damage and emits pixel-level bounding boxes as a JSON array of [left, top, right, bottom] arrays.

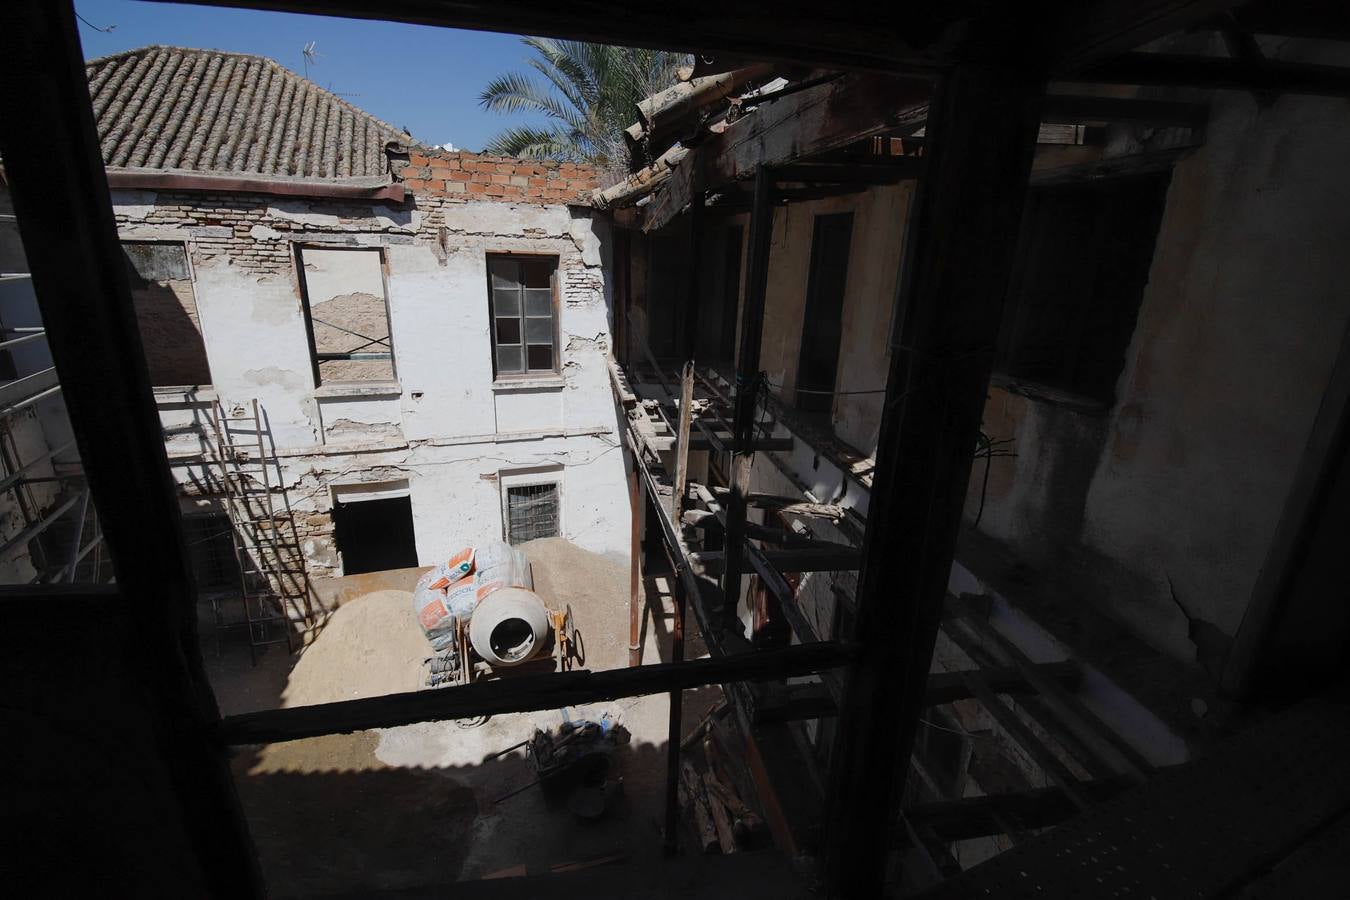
[[963, 40, 1350, 664]]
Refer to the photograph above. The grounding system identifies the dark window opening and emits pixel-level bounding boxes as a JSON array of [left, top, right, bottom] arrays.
[[332, 495, 418, 575], [505, 482, 560, 544], [122, 241, 211, 386], [489, 256, 558, 377], [719, 225, 744, 363], [997, 172, 1172, 405], [795, 213, 854, 413]]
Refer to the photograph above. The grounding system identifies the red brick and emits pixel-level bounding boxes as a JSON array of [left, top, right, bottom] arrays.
[[407, 152, 431, 167], [493, 163, 514, 174], [466, 182, 488, 194], [485, 183, 507, 196], [527, 177, 548, 188], [490, 173, 510, 184], [402, 178, 441, 194], [500, 184, 524, 198], [427, 155, 458, 170], [400, 165, 430, 181], [448, 170, 471, 182]]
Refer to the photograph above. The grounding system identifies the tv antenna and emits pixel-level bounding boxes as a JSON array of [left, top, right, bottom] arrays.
[[302, 41, 322, 79]]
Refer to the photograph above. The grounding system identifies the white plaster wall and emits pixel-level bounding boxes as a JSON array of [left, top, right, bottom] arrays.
[[756, 185, 909, 456], [966, 40, 1350, 658], [123, 194, 631, 566]]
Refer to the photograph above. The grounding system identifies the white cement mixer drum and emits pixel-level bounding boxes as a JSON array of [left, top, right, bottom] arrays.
[[469, 586, 551, 666]]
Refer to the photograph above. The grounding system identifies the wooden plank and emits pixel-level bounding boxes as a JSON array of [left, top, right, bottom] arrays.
[[961, 670, 1094, 811], [672, 363, 695, 521], [923, 661, 1082, 706], [950, 599, 1155, 779], [823, 63, 1045, 898], [691, 546, 861, 575], [218, 640, 853, 746], [0, 2, 262, 894], [628, 467, 642, 668]]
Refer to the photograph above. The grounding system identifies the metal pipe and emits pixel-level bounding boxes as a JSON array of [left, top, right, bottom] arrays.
[[0, 331, 46, 351], [0, 492, 83, 561], [0, 438, 76, 495]]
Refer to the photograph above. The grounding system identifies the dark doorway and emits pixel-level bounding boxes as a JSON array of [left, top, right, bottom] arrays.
[[795, 213, 854, 413], [332, 495, 418, 575], [719, 225, 745, 363]]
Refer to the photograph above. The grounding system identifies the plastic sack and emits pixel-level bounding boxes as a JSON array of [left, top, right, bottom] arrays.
[[413, 567, 458, 651], [473, 540, 534, 603]]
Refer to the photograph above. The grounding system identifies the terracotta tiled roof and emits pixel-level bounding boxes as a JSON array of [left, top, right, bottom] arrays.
[[85, 46, 414, 181]]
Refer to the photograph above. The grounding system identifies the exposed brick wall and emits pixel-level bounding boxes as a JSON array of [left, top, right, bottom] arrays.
[[395, 149, 599, 204]]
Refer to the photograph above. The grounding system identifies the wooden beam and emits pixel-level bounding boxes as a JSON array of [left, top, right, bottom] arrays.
[[823, 63, 1045, 898], [1073, 52, 1350, 98], [0, 2, 262, 895], [628, 467, 642, 668], [1049, 0, 1241, 72], [218, 640, 853, 746], [923, 661, 1083, 706], [769, 160, 923, 184], [904, 776, 1138, 842], [645, 73, 928, 231], [719, 166, 773, 633], [691, 546, 861, 576]]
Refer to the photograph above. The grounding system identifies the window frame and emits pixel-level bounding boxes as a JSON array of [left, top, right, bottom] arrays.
[[498, 467, 563, 545], [486, 252, 561, 381], [293, 243, 398, 388], [994, 171, 1171, 409], [120, 239, 211, 389]]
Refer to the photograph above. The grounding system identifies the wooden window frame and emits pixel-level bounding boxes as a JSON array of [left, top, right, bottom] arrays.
[[486, 252, 561, 381]]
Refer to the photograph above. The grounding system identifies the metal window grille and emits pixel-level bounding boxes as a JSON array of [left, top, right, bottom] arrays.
[[505, 483, 559, 544]]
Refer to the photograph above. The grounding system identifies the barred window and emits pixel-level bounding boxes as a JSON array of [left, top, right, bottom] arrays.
[[504, 482, 560, 544], [488, 255, 558, 377]]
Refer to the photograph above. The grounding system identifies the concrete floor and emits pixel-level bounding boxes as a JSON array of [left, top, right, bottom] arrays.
[[202, 565, 741, 897]]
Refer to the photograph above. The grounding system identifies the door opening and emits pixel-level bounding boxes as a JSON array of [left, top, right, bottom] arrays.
[[795, 212, 853, 413], [332, 495, 418, 575]]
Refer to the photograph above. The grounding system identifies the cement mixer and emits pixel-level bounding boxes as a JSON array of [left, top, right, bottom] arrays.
[[414, 541, 576, 687]]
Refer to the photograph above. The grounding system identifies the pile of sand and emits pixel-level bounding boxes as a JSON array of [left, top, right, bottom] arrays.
[[282, 589, 429, 708], [249, 540, 629, 774], [518, 537, 629, 670]]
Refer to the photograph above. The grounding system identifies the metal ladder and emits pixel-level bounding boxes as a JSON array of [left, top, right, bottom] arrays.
[[207, 398, 312, 664]]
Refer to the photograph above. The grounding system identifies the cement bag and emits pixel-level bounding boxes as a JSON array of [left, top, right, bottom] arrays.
[[414, 568, 455, 650], [473, 540, 533, 604]]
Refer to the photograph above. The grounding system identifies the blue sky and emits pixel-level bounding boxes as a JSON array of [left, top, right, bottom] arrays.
[[74, 0, 550, 152]]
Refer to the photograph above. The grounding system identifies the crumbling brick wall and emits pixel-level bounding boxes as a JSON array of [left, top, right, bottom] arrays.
[[393, 149, 599, 203]]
